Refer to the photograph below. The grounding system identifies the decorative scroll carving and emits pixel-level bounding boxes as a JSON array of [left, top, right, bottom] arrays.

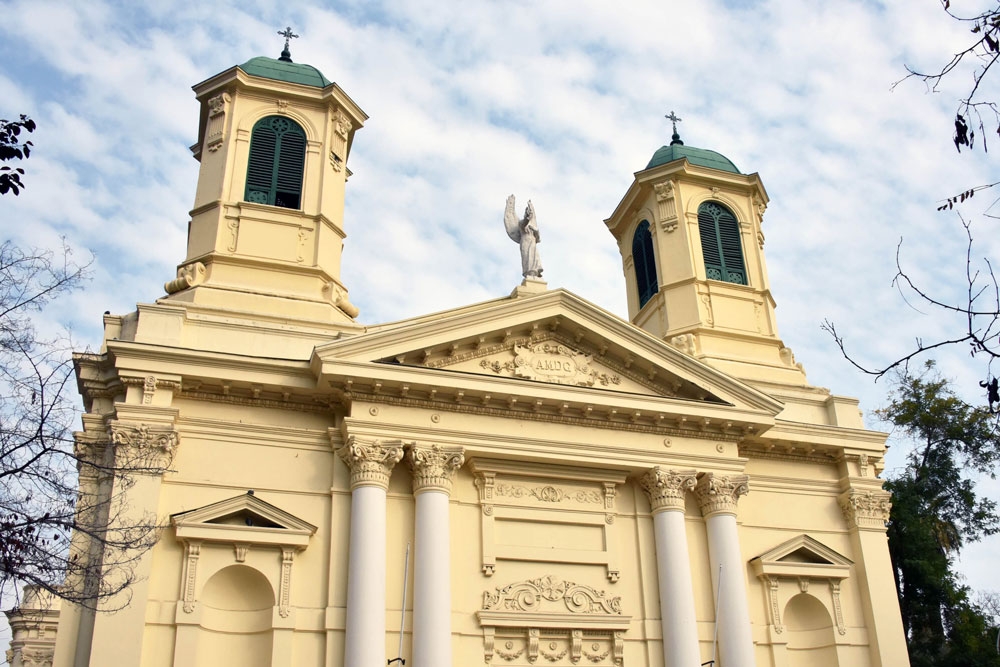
[[765, 576, 783, 633], [278, 548, 294, 617], [494, 483, 602, 504], [109, 422, 179, 470], [337, 437, 404, 490], [857, 453, 871, 477], [234, 544, 249, 563], [669, 333, 697, 356], [407, 443, 465, 494], [693, 472, 749, 517], [181, 541, 200, 613], [333, 108, 352, 140], [700, 294, 714, 326], [479, 341, 621, 387], [296, 228, 310, 263], [323, 281, 360, 318], [164, 261, 207, 294], [142, 376, 156, 404], [482, 575, 622, 615], [639, 467, 697, 512], [840, 489, 892, 530], [204, 92, 230, 153], [227, 219, 239, 252], [653, 180, 678, 232], [830, 580, 847, 635]]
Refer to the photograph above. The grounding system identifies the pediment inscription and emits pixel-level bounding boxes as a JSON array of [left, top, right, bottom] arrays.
[[479, 341, 621, 388]]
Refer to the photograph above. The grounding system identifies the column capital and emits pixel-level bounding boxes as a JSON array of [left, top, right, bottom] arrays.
[[839, 488, 892, 530], [693, 472, 749, 517], [638, 467, 697, 512], [407, 443, 465, 494], [108, 420, 180, 471], [338, 436, 405, 490]]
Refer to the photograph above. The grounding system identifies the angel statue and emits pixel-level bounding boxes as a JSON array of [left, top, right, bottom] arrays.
[[504, 194, 543, 279]]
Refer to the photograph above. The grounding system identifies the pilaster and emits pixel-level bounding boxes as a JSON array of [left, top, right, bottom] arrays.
[[839, 487, 908, 667]]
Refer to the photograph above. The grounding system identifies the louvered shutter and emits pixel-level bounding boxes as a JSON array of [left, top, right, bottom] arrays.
[[245, 126, 277, 204], [698, 202, 746, 285], [244, 116, 306, 209], [632, 220, 658, 307]]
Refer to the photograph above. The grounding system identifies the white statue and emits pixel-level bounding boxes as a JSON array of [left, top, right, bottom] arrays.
[[504, 194, 543, 279]]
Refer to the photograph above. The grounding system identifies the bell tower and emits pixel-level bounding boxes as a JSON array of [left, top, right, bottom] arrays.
[[606, 116, 807, 386], [162, 35, 367, 323]]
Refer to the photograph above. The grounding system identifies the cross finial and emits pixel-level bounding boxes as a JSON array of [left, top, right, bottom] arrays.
[[277, 26, 299, 62], [665, 110, 684, 146]]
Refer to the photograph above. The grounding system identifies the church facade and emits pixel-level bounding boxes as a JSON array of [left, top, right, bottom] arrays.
[[7, 49, 909, 667]]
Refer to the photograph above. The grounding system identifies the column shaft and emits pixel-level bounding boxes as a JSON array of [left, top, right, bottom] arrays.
[[705, 513, 755, 667], [413, 490, 452, 667], [652, 509, 702, 667], [344, 485, 387, 667]]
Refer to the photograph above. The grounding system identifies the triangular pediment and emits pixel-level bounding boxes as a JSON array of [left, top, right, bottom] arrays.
[[312, 289, 783, 431], [750, 535, 852, 580], [172, 492, 317, 548]]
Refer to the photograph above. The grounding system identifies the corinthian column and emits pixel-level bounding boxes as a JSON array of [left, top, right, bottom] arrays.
[[638, 468, 701, 667], [694, 472, 753, 667], [338, 437, 405, 667], [407, 444, 465, 667]]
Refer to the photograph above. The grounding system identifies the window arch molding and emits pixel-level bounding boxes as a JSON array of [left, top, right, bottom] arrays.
[[630, 218, 658, 309], [236, 107, 318, 141], [694, 198, 748, 286]]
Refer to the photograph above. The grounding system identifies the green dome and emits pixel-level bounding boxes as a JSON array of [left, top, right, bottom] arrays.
[[239, 56, 331, 88], [645, 144, 740, 174]]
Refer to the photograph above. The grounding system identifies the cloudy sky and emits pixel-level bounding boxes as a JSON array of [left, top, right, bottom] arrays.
[[2, 0, 999, 644]]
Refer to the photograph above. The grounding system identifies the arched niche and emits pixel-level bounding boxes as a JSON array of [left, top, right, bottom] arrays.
[[784, 593, 839, 667], [196, 565, 275, 667]]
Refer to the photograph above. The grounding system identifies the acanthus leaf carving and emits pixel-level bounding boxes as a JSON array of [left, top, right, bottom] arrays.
[[407, 443, 465, 493], [840, 489, 892, 530], [109, 421, 179, 470], [338, 436, 404, 490], [693, 472, 749, 517], [639, 467, 697, 512]]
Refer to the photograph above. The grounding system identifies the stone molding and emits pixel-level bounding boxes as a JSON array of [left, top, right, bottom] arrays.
[[839, 489, 892, 530], [638, 467, 697, 512], [693, 472, 749, 517], [338, 436, 405, 490], [406, 443, 465, 494]]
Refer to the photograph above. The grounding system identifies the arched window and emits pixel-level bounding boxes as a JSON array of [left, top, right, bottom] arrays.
[[698, 201, 746, 285], [632, 220, 658, 308], [244, 116, 307, 209]]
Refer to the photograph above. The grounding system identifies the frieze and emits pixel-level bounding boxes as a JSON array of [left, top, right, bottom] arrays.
[[494, 482, 602, 505], [482, 575, 621, 615]]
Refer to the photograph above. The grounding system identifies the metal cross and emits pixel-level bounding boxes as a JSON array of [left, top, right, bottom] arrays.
[[278, 26, 299, 51], [665, 111, 682, 135]]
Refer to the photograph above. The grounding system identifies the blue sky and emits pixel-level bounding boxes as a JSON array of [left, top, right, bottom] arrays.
[[2, 0, 999, 643]]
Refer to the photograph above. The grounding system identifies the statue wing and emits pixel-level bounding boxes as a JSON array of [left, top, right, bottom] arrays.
[[504, 195, 521, 242]]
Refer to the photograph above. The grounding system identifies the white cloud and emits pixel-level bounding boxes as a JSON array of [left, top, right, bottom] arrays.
[[3, 0, 1000, 648]]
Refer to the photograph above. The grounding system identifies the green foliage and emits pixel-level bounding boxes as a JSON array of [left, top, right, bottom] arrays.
[[878, 361, 1000, 666]]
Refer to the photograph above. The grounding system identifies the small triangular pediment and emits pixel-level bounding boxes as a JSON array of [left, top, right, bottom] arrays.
[[750, 535, 852, 580], [312, 289, 784, 426], [172, 492, 317, 548]]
